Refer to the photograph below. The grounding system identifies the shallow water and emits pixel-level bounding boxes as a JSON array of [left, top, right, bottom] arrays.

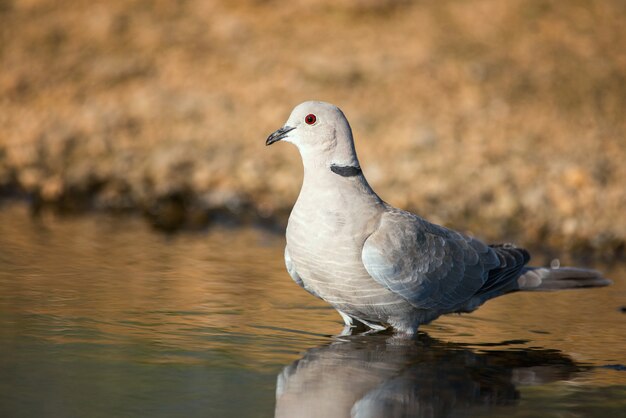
[[0, 204, 624, 418]]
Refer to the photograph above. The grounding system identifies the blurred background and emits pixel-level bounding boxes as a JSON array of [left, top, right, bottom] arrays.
[[2, 2, 626, 417], [1, 0, 625, 256]]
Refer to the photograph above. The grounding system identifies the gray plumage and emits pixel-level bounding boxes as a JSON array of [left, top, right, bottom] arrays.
[[266, 101, 611, 334]]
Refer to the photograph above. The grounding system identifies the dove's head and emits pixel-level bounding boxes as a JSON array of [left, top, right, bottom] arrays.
[[266, 101, 359, 168]]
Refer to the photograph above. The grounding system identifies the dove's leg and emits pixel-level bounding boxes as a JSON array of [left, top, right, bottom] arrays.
[[338, 310, 355, 327], [338, 309, 387, 333]]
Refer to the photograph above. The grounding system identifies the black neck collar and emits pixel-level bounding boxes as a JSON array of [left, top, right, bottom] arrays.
[[330, 164, 362, 177]]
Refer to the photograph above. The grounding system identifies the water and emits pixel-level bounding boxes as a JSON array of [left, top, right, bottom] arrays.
[[0, 204, 624, 418]]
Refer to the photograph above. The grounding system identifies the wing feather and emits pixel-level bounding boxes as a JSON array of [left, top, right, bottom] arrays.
[[361, 208, 524, 311]]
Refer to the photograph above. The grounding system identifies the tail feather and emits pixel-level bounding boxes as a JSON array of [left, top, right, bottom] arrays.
[[518, 267, 612, 291]]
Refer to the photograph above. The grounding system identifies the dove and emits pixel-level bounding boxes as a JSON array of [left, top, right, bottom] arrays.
[[266, 101, 610, 334]]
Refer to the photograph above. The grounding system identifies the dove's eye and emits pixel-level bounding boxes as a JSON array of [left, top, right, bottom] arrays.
[[305, 114, 317, 125]]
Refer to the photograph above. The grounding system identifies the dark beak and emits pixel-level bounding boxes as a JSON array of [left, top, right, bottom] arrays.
[[266, 126, 295, 146]]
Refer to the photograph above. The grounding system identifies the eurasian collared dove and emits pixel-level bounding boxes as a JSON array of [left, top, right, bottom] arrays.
[[266, 101, 610, 334]]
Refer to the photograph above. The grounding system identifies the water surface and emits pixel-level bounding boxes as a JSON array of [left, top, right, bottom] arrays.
[[0, 204, 624, 417]]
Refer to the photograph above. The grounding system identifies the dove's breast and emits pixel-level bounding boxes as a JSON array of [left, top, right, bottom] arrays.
[[285, 178, 411, 323]]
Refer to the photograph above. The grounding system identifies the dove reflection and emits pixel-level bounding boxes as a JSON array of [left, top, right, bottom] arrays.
[[275, 333, 584, 418]]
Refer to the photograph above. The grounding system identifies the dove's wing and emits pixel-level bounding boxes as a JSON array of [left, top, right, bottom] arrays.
[[361, 208, 529, 311]]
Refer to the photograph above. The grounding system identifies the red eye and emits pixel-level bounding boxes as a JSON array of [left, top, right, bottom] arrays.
[[305, 114, 317, 125]]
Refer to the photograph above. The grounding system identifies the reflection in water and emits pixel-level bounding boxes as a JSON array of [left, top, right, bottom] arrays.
[[276, 333, 583, 418]]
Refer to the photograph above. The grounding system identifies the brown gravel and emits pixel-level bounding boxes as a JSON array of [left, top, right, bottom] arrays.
[[1, 0, 625, 257]]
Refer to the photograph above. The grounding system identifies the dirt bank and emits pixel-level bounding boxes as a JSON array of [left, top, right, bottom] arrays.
[[1, 0, 625, 257]]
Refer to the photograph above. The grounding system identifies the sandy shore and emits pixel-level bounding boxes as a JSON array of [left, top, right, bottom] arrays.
[[1, 0, 625, 257]]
